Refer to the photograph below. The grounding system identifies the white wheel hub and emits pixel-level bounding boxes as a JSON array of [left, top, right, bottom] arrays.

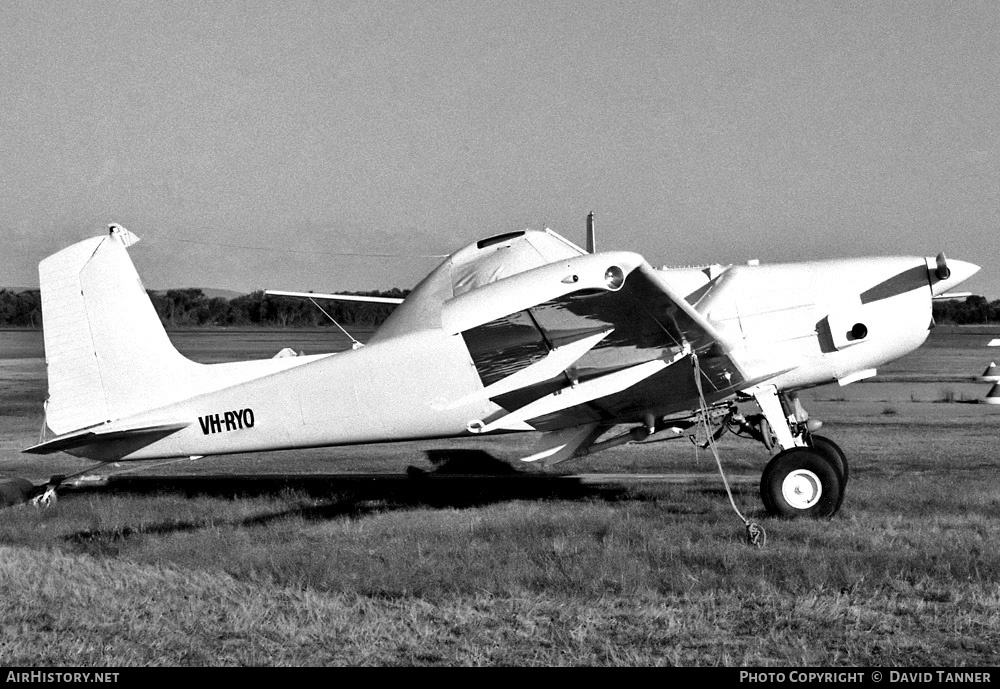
[[781, 469, 822, 509]]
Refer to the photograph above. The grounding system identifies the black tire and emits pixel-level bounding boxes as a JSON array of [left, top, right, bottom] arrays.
[[760, 447, 845, 519], [807, 434, 849, 487]]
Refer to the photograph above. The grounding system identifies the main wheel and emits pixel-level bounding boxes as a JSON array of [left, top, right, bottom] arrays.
[[760, 447, 845, 519], [806, 434, 849, 487]]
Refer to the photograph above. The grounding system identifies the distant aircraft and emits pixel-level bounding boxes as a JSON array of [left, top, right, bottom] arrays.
[[22, 222, 979, 519]]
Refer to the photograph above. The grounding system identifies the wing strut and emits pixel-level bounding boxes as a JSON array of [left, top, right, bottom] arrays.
[[266, 292, 367, 349], [302, 296, 365, 349]]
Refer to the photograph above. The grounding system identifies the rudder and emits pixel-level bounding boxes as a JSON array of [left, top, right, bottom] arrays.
[[39, 224, 195, 434]]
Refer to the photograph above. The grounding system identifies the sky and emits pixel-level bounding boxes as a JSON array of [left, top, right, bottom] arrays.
[[2, 1, 998, 296]]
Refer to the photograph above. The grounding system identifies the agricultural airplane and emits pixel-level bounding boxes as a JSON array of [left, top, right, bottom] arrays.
[[21, 223, 979, 519]]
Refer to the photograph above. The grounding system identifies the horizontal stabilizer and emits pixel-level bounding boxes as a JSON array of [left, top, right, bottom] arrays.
[[24, 420, 190, 455]]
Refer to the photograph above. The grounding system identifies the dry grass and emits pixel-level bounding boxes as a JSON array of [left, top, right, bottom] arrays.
[[1, 458, 999, 666], [2, 328, 1000, 665]]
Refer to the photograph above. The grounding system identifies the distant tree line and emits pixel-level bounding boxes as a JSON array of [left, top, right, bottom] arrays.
[[0, 289, 41, 327], [2, 287, 996, 328], [0, 288, 408, 329], [932, 295, 1000, 325]]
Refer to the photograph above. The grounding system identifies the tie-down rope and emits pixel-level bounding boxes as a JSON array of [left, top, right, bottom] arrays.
[[691, 352, 766, 548]]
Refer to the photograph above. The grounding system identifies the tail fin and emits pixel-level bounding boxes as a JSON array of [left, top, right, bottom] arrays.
[[39, 225, 196, 434]]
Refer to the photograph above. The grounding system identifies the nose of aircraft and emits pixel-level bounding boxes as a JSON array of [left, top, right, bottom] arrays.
[[930, 257, 981, 296]]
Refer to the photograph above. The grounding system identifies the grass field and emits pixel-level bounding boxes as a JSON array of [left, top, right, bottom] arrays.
[[1, 326, 999, 666]]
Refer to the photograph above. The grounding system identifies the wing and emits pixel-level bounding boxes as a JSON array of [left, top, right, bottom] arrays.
[[264, 290, 404, 305], [442, 250, 749, 433]]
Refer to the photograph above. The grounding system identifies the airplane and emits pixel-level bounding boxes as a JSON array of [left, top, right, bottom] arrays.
[[19, 221, 979, 522]]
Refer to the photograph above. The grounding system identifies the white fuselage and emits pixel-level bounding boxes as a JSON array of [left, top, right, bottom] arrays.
[[46, 232, 978, 462]]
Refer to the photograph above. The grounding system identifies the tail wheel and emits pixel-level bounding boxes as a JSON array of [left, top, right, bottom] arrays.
[[760, 447, 845, 519], [806, 434, 849, 487]]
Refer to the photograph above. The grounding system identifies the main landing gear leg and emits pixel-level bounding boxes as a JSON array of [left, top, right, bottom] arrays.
[[749, 385, 847, 520], [750, 385, 804, 451]]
